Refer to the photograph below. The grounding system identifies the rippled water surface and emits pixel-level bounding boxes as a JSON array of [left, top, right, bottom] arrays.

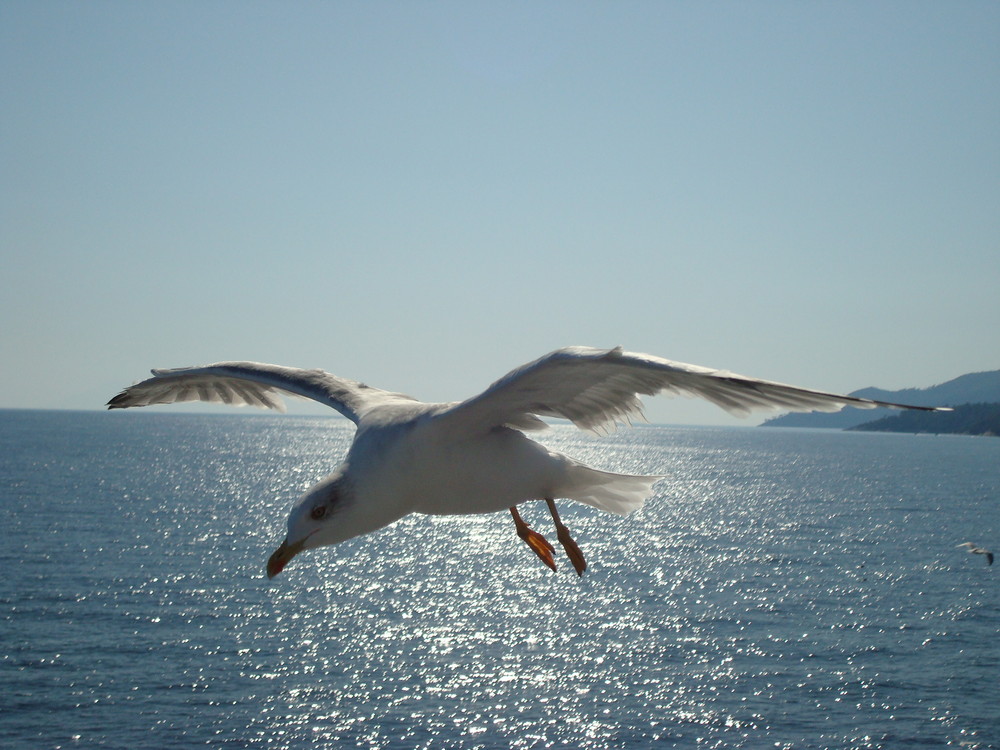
[[2, 410, 998, 749]]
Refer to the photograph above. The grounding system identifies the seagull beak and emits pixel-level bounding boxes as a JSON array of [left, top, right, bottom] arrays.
[[266, 536, 307, 579]]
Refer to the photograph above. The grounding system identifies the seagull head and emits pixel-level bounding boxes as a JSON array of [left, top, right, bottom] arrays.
[[266, 471, 355, 578]]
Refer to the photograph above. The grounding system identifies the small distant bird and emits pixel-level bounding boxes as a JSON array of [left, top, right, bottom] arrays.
[[107, 346, 949, 578], [957, 542, 993, 566]]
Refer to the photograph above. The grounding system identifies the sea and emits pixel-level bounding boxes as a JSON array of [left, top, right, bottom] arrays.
[[1, 409, 997, 749]]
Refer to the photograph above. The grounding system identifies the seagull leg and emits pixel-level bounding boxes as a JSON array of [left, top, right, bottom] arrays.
[[510, 506, 557, 572], [545, 498, 587, 577]]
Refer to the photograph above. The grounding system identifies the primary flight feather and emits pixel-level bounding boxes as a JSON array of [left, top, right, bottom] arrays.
[[107, 346, 948, 577]]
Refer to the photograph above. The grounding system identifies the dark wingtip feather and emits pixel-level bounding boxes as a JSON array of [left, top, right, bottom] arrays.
[[106, 392, 132, 409]]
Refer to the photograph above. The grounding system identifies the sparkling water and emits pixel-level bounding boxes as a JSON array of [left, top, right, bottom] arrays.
[[2, 410, 997, 749]]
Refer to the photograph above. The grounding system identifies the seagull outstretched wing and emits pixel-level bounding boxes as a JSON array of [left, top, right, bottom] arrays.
[[438, 346, 947, 435], [107, 362, 414, 424]]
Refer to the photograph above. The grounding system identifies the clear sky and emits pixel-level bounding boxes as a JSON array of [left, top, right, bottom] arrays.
[[2, 1, 998, 425]]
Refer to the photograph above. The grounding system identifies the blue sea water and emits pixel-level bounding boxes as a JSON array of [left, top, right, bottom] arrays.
[[1, 409, 997, 749]]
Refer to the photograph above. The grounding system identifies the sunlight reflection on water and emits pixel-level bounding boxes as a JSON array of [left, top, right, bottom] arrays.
[[1, 413, 998, 749]]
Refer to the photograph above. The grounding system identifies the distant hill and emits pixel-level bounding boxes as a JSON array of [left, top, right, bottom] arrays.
[[760, 370, 1000, 430], [849, 403, 1000, 437]]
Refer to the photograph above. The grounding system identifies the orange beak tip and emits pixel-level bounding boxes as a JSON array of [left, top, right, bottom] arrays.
[[266, 535, 311, 579], [266, 542, 291, 579]]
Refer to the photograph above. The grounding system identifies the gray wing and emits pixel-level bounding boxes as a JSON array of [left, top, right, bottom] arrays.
[[107, 361, 415, 424], [438, 346, 949, 435]]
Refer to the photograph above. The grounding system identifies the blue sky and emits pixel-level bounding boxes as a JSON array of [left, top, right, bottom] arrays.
[[2, 1, 998, 425]]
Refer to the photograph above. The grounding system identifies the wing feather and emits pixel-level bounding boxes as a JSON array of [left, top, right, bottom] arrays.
[[107, 361, 415, 424], [438, 346, 949, 435]]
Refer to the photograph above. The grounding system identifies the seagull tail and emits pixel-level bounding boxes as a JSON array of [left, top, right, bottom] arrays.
[[559, 463, 664, 516]]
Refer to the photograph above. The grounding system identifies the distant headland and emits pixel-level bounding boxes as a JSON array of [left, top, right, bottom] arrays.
[[760, 370, 1000, 437]]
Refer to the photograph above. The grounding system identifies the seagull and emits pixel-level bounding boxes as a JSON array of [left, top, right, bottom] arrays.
[[106, 346, 948, 578], [957, 542, 993, 566]]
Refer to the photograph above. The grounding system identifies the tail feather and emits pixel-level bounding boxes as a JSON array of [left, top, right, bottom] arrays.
[[559, 463, 663, 515]]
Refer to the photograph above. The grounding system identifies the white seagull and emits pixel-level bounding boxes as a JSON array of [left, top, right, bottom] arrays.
[[107, 346, 948, 578], [957, 542, 994, 566]]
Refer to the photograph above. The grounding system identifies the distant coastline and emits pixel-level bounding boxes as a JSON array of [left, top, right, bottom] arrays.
[[847, 402, 1000, 437], [761, 369, 1000, 437]]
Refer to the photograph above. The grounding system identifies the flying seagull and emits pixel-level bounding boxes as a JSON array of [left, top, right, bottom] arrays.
[[107, 346, 948, 577], [957, 542, 993, 566]]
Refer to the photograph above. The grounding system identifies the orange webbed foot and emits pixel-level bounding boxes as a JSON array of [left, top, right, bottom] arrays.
[[510, 506, 557, 572], [546, 498, 587, 577]]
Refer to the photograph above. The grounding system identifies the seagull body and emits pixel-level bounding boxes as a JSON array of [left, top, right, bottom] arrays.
[[107, 346, 948, 577], [957, 542, 994, 565]]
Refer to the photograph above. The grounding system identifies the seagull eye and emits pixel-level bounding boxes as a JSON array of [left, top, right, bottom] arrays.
[[310, 505, 327, 520]]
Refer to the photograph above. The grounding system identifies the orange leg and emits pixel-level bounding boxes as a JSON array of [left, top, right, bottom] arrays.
[[510, 506, 556, 572], [545, 498, 587, 577]]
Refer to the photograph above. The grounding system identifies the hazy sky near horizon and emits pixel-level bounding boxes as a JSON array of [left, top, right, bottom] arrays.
[[2, 2, 998, 425]]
